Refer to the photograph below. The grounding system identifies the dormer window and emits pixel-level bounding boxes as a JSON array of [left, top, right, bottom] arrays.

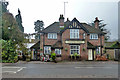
[[48, 33, 57, 39], [70, 29, 79, 39], [90, 34, 98, 39]]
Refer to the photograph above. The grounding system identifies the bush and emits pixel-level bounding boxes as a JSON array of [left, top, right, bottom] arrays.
[[1, 40, 18, 63], [51, 53, 57, 63], [26, 58, 30, 62]]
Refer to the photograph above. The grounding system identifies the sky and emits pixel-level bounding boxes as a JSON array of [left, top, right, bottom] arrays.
[[6, 0, 119, 41]]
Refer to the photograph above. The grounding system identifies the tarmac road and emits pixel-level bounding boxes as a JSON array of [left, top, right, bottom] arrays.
[[2, 61, 118, 78]]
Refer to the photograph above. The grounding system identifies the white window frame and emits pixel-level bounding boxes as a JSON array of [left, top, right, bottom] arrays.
[[70, 45, 80, 55], [90, 34, 98, 39], [48, 33, 57, 39], [70, 29, 79, 39], [44, 46, 51, 54], [83, 33, 86, 39], [55, 49, 61, 55]]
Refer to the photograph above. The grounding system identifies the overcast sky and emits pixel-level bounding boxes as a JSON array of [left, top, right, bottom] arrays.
[[7, 0, 119, 41]]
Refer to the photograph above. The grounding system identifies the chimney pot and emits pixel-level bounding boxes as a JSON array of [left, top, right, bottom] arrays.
[[67, 18, 69, 21], [59, 14, 64, 28], [94, 17, 100, 29]]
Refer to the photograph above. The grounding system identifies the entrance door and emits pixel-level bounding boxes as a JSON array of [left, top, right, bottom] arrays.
[[88, 49, 93, 60], [114, 49, 120, 60]]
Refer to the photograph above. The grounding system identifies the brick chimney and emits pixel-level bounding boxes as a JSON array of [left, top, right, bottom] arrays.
[[94, 17, 100, 29], [59, 14, 64, 28]]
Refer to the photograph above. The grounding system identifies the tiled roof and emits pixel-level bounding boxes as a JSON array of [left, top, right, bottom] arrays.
[[30, 41, 40, 49], [82, 23, 105, 34], [87, 42, 96, 49], [42, 18, 104, 34], [42, 21, 70, 33]]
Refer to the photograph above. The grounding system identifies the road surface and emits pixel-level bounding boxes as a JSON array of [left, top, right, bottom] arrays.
[[2, 61, 118, 78]]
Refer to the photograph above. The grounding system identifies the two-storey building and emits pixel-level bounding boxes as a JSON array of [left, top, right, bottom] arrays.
[[40, 15, 105, 60]]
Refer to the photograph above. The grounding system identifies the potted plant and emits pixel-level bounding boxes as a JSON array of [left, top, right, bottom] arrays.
[[74, 53, 78, 60], [40, 48, 43, 51], [70, 54, 73, 60], [76, 54, 80, 60], [51, 52, 57, 63], [65, 48, 68, 51], [82, 48, 85, 51]]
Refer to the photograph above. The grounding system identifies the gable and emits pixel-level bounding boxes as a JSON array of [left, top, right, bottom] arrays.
[[69, 21, 81, 29], [60, 18, 89, 33]]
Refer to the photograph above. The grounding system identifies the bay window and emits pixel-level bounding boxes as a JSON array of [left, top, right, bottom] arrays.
[[70, 45, 80, 55]]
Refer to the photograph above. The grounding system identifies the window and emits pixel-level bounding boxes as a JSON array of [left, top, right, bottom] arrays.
[[70, 29, 79, 39], [55, 49, 61, 55], [83, 33, 86, 39], [70, 45, 80, 55], [48, 33, 57, 39], [44, 46, 51, 54], [90, 34, 98, 39], [96, 47, 100, 55]]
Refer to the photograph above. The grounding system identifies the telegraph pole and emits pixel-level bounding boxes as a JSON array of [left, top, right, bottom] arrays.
[[64, 2, 68, 20]]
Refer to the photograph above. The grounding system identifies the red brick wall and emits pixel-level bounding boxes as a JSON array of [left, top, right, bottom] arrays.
[[44, 33, 60, 45], [61, 29, 88, 60], [40, 33, 61, 53], [87, 34, 104, 46], [40, 34, 44, 54], [62, 29, 70, 60], [40, 28, 105, 60]]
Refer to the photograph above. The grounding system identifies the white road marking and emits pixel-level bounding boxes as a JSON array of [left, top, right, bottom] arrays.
[[75, 67, 112, 69], [2, 67, 26, 68], [17, 68, 23, 72], [2, 71, 16, 73], [2, 66, 26, 73]]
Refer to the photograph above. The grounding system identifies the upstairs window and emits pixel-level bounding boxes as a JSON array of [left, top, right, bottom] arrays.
[[48, 33, 57, 39], [83, 33, 86, 39], [70, 29, 79, 39], [90, 34, 98, 39]]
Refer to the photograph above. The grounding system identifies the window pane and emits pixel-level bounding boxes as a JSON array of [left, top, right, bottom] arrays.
[[76, 46, 79, 49], [70, 29, 79, 39], [71, 50, 74, 54], [70, 45, 80, 55]]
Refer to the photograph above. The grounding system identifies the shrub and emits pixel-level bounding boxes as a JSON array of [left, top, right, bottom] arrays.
[[26, 58, 30, 62], [1, 40, 18, 63], [51, 53, 57, 63]]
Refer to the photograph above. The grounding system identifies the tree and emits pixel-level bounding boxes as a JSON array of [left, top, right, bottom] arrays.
[[89, 19, 111, 41], [1, 1, 27, 63], [34, 20, 44, 39], [2, 12, 24, 43]]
